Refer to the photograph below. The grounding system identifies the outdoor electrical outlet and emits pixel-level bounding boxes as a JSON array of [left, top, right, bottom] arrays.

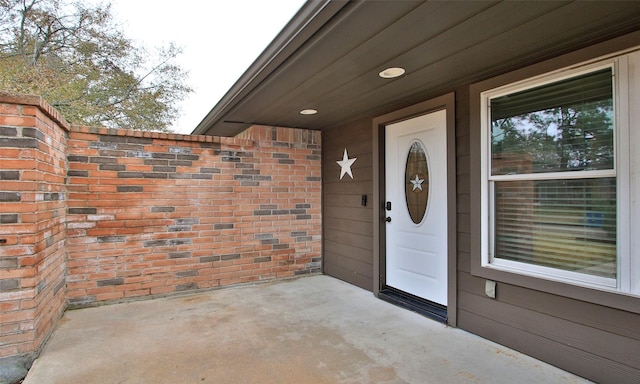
[[485, 280, 497, 299]]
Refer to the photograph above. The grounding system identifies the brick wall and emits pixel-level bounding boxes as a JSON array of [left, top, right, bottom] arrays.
[[0, 94, 322, 366], [65, 125, 322, 306], [0, 94, 67, 360]]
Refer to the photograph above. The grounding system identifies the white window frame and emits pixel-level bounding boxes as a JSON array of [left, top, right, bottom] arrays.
[[480, 54, 638, 295]]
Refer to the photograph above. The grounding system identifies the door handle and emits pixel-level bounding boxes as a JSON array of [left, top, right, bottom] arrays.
[[385, 217, 392, 223]]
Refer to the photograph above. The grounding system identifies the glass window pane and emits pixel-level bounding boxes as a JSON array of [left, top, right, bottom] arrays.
[[405, 141, 429, 224], [491, 69, 614, 175], [494, 178, 616, 278]]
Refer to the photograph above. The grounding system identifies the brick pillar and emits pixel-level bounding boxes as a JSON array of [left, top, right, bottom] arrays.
[[0, 94, 67, 375]]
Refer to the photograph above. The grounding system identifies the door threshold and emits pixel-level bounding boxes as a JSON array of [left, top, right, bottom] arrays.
[[378, 287, 447, 324]]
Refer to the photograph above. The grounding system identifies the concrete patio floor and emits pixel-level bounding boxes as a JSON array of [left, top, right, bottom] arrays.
[[24, 275, 589, 384]]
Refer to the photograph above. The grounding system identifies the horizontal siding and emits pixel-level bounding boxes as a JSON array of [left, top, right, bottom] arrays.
[[324, 180, 373, 195], [323, 194, 372, 209], [324, 261, 372, 291], [324, 240, 373, 265], [324, 229, 373, 252], [323, 204, 372, 223], [459, 272, 640, 340], [458, 288, 640, 369], [323, 118, 374, 290], [324, 240, 373, 290], [324, 216, 373, 237], [458, 310, 640, 383]]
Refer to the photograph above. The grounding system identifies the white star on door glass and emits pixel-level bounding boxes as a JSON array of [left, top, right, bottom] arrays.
[[336, 148, 357, 180], [410, 174, 424, 191]]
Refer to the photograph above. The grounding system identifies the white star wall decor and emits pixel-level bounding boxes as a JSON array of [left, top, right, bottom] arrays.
[[410, 174, 424, 191], [336, 148, 357, 180]]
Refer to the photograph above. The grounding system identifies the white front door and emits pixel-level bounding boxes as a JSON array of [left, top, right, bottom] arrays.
[[385, 110, 448, 305]]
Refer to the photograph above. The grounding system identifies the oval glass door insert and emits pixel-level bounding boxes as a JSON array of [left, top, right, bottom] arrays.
[[405, 141, 429, 224]]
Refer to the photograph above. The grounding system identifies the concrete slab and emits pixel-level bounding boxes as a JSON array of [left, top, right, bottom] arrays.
[[24, 276, 590, 384]]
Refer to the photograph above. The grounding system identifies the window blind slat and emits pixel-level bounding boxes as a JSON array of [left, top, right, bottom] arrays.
[[494, 178, 616, 278], [491, 69, 613, 120]]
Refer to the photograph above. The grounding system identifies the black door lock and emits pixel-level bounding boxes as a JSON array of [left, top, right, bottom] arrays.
[[385, 201, 392, 211]]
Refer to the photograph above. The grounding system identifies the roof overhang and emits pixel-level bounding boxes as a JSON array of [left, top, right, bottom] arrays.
[[193, 0, 640, 137]]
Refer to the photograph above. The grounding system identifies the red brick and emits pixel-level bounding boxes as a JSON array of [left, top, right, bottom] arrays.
[[95, 292, 124, 301], [0, 302, 20, 312], [0, 115, 36, 127], [68, 132, 98, 141]]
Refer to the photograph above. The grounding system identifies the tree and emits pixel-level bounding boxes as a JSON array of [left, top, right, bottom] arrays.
[[0, 0, 192, 131]]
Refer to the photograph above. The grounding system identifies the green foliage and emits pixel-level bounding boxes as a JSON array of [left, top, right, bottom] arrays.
[[0, 0, 192, 131]]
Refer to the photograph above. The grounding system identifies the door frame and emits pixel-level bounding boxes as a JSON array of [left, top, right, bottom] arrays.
[[372, 93, 457, 326]]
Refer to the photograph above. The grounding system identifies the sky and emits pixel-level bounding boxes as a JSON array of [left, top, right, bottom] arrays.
[[109, 0, 306, 134]]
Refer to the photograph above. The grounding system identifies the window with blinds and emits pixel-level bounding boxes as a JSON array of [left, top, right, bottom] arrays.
[[488, 66, 617, 280]]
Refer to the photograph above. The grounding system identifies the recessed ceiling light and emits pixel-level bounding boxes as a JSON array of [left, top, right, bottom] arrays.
[[300, 109, 318, 115], [379, 67, 406, 79]]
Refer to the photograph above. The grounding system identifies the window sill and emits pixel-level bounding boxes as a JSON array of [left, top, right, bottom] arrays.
[[470, 255, 640, 315]]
